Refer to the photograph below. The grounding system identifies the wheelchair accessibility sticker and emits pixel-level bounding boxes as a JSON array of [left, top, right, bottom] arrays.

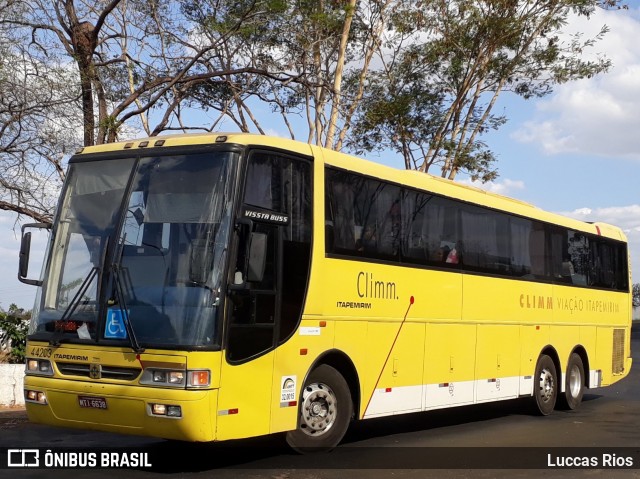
[[105, 309, 128, 339]]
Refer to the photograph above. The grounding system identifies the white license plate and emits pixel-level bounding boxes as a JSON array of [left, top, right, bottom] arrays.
[[78, 395, 107, 409]]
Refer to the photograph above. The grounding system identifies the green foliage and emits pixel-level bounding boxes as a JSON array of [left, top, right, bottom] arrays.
[[349, 0, 613, 181], [633, 283, 640, 309], [0, 304, 30, 364], [1, 0, 624, 204]]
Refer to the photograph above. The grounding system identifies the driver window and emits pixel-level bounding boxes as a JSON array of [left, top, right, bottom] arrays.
[[227, 151, 312, 362]]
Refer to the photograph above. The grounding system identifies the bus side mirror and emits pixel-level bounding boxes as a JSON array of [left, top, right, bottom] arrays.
[[247, 232, 267, 283], [231, 219, 267, 288], [19, 232, 32, 281], [18, 222, 51, 286]]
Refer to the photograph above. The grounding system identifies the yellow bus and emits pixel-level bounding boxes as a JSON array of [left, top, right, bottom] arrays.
[[19, 133, 632, 451]]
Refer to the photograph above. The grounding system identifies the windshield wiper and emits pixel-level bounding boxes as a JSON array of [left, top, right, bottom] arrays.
[[111, 267, 144, 354], [49, 266, 99, 346], [111, 237, 145, 354]]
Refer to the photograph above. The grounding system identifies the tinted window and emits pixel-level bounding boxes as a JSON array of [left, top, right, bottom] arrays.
[[245, 152, 312, 243], [325, 169, 401, 260], [325, 166, 628, 291], [510, 217, 536, 278], [228, 151, 312, 362], [401, 191, 460, 266]]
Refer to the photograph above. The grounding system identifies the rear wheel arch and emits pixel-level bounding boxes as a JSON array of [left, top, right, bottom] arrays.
[[539, 346, 562, 380]]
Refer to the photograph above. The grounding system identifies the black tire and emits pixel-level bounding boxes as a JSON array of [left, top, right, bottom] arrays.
[[286, 364, 353, 453], [533, 354, 557, 416], [559, 353, 585, 410]]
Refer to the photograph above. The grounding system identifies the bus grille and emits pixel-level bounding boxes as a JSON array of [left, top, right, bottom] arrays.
[[612, 329, 625, 374], [57, 362, 142, 381]]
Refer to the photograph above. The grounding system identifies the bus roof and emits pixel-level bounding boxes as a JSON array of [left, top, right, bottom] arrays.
[[75, 132, 315, 158], [75, 132, 627, 243]]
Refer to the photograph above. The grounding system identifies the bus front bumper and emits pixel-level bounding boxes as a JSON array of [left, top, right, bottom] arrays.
[[24, 375, 218, 442]]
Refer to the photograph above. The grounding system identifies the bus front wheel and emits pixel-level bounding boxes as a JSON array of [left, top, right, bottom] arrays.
[[286, 364, 352, 453], [533, 354, 557, 416], [560, 353, 585, 410]]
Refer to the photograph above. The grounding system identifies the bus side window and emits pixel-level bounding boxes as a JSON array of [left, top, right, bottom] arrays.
[[228, 151, 312, 362]]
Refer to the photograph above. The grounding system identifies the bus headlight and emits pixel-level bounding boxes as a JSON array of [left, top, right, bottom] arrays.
[[168, 371, 185, 384], [141, 368, 209, 388], [141, 368, 186, 387], [25, 359, 53, 376], [149, 403, 182, 418], [25, 389, 48, 404]]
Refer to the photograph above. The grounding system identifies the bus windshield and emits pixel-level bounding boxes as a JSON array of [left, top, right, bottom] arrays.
[[33, 151, 236, 349]]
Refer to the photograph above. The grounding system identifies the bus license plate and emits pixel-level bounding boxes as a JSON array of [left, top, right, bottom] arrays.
[[78, 396, 107, 409]]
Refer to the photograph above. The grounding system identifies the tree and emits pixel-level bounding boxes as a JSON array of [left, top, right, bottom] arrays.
[[0, 0, 627, 225], [349, 0, 616, 181], [190, 0, 621, 181], [0, 0, 299, 223], [0, 1, 79, 222], [633, 283, 640, 310], [185, 0, 393, 148], [0, 304, 30, 364], [1, 0, 263, 146], [0, 0, 304, 222]]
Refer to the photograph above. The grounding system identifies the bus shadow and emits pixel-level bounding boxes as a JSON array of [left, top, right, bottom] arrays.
[[344, 397, 533, 444], [146, 434, 293, 472], [142, 394, 606, 473]]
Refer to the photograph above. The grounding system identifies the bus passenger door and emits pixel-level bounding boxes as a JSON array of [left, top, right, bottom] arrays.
[[217, 220, 278, 441], [216, 150, 312, 441]]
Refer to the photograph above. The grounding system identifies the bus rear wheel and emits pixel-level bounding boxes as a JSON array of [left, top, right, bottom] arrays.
[[533, 354, 557, 416], [286, 364, 352, 453], [559, 353, 585, 410]]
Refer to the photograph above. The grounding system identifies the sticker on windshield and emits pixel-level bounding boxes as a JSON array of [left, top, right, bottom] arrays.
[[105, 309, 128, 339]]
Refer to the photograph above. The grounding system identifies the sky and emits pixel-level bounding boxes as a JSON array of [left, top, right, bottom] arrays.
[[1, 5, 639, 311]]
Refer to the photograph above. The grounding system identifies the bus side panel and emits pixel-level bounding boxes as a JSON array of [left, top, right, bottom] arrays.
[[594, 324, 630, 387], [462, 276, 553, 324], [269, 318, 336, 434], [216, 352, 275, 441], [579, 325, 598, 385], [475, 324, 520, 402], [424, 323, 476, 409], [333, 319, 368, 418], [519, 324, 551, 395], [462, 276, 514, 322], [462, 275, 553, 399], [363, 321, 425, 418], [595, 327, 614, 386]]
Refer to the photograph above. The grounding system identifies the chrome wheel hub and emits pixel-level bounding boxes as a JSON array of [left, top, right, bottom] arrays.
[[299, 382, 337, 436], [539, 367, 555, 402], [568, 364, 582, 398]]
